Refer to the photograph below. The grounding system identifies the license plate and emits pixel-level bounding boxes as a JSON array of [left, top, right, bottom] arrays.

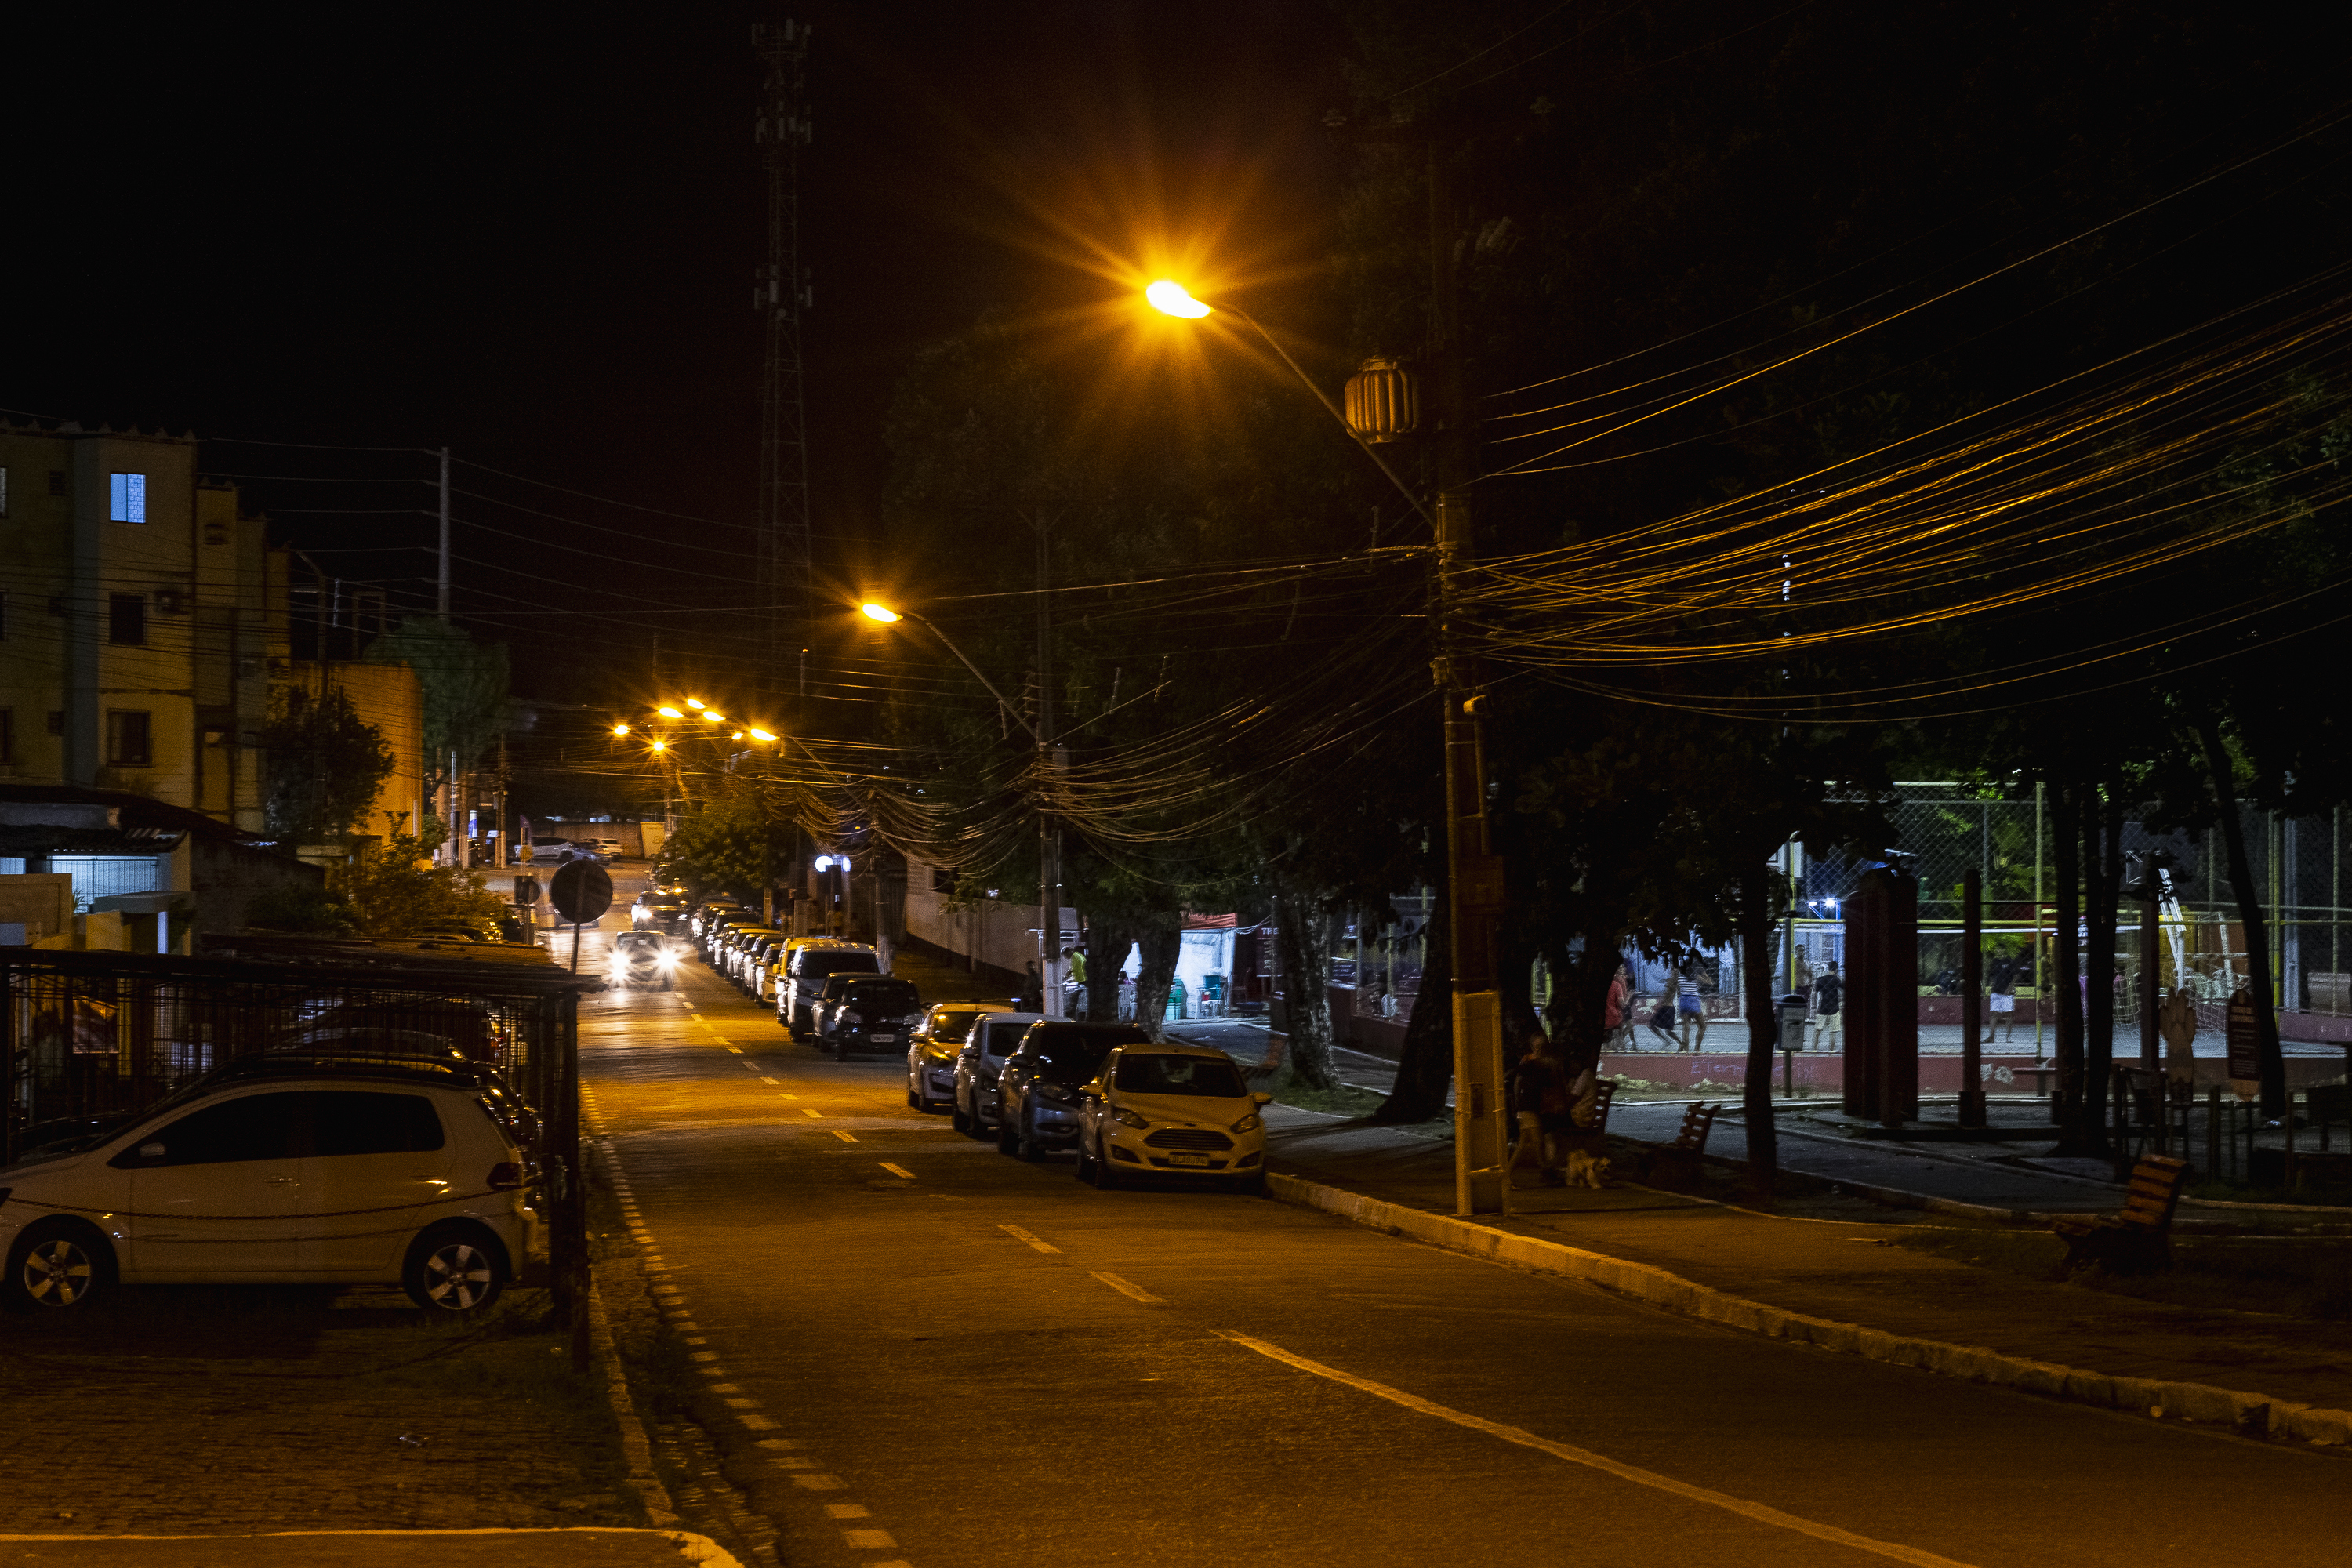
[[871, 1033, 896, 1043], [1167, 1152, 1211, 1167]]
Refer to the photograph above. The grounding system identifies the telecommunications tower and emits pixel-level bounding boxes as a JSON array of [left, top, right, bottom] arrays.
[[753, 16, 812, 692]]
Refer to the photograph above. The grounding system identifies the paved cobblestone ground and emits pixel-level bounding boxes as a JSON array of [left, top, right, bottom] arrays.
[[0, 1286, 634, 1538]]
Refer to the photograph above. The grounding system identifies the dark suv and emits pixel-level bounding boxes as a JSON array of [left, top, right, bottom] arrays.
[[995, 1022, 1153, 1160], [819, 977, 924, 1060]]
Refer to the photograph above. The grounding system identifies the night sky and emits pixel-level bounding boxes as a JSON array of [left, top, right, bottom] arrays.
[[3, 2, 1344, 707]]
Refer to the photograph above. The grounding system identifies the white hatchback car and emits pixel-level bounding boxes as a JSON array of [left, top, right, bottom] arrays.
[[1073, 1044, 1272, 1192], [0, 1058, 535, 1315]]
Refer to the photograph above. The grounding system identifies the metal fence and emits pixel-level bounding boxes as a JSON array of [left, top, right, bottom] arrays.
[[1, 943, 598, 1312]]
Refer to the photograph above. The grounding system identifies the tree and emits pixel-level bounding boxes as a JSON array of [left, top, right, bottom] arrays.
[[333, 829, 511, 938], [260, 684, 394, 843], [365, 618, 510, 818]]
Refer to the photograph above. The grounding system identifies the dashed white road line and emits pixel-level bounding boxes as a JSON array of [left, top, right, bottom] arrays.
[[1000, 1224, 1058, 1254], [1089, 1270, 1166, 1305], [1212, 1330, 1980, 1568]]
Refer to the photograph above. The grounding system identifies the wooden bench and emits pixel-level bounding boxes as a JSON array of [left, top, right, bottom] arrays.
[[1577, 1076, 1618, 1135], [1648, 1102, 1721, 1192], [2050, 1154, 2190, 1274]]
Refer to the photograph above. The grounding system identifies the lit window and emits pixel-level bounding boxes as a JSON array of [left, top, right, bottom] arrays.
[[109, 593, 146, 646], [109, 472, 147, 524], [106, 710, 152, 767]]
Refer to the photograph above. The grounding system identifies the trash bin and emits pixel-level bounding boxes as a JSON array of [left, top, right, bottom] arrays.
[[1165, 980, 1188, 1022], [1777, 992, 1810, 1051]]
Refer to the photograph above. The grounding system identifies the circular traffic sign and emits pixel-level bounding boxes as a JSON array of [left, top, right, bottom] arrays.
[[549, 858, 613, 925]]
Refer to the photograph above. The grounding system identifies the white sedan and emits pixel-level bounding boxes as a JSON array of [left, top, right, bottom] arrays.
[[1073, 1044, 1271, 1193]]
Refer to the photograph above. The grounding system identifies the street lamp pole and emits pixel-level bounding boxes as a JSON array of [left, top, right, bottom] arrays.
[[1147, 273, 1508, 1215], [862, 603, 1062, 1016]]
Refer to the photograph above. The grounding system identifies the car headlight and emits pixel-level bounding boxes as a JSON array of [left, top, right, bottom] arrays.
[[1112, 1107, 1149, 1130], [1230, 1112, 1262, 1134]]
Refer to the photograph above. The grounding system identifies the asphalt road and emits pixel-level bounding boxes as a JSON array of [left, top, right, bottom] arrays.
[[574, 899, 2352, 1568]]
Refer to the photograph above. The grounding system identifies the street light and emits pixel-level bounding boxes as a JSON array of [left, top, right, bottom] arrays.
[[862, 598, 1065, 1018], [1145, 278, 1507, 1216]]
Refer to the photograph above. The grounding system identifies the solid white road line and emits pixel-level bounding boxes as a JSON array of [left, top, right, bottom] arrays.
[[1212, 1330, 1980, 1568], [1000, 1224, 1059, 1254], [1089, 1271, 1167, 1305]]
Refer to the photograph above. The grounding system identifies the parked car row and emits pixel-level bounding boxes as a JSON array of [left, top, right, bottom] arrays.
[[928, 1016, 1270, 1192]]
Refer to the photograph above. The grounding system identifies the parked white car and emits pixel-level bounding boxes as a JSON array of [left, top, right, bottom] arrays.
[[1073, 1044, 1271, 1193], [1, 1057, 535, 1313]]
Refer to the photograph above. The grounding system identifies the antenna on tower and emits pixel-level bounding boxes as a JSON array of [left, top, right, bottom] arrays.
[[753, 15, 812, 700]]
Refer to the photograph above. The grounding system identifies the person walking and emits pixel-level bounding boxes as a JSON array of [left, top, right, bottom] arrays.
[[1988, 950, 2019, 1042], [1508, 1030, 1570, 1187], [1644, 975, 1680, 1049], [1813, 962, 1844, 1045], [1603, 962, 1631, 1053], [1678, 966, 1708, 1051]]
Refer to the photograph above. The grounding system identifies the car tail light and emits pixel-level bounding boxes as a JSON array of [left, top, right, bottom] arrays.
[[488, 1162, 523, 1190]]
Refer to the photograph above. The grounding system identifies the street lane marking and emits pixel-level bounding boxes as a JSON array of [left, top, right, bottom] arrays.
[[1000, 1224, 1059, 1254], [844, 1530, 898, 1551], [878, 1163, 916, 1180], [832, 1130, 860, 1142], [801, 1108, 822, 1118], [825, 1504, 871, 1519], [759, 1076, 779, 1085], [1090, 1271, 1166, 1305], [791, 1474, 844, 1490], [1213, 1330, 1980, 1568]]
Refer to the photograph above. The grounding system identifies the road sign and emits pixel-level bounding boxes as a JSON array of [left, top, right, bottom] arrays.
[[513, 873, 542, 906], [550, 859, 612, 926]]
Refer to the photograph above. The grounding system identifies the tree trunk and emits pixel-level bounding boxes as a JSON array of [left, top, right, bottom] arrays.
[[1551, 939, 1623, 1077], [2082, 794, 2122, 1148], [1132, 919, 1181, 1044], [1372, 903, 1450, 1123], [2198, 721, 2288, 1117], [1740, 869, 1780, 1205], [1080, 914, 1142, 1023], [1273, 885, 1338, 1090], [2052, 780, 2091, 1152]]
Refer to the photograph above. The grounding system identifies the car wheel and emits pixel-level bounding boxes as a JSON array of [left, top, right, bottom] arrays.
[[1238, 1168, 1269, 1197], [1073, 1139, 1097, 1182], [951, 1100, 971, 1134], [996, 1120, 1020, 1157], [906, 1087, 921, 1109], [1091, 1140, 1121, 1190], [4, 1219, 112, 1312], [1015, 1111, 1042, 1163], [402, 1224, 509, 1315]]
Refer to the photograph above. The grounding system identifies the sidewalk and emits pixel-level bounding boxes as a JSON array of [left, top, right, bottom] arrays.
[[1255, 1101, 2352, 1435]]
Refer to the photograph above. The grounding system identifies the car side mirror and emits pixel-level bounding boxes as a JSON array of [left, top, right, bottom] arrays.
[[1251, 1092, 1273, 1107]]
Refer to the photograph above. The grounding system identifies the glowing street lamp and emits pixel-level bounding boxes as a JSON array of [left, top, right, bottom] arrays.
[[658, 706, 683, 719], [860, 602, 902, 624], [612, 724, 630, 736], [1144, 279, 1211, 319], [749, 728, 777, 742]]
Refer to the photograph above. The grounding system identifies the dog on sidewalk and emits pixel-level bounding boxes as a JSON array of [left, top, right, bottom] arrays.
[[1565, 1149, 1611, 1189]]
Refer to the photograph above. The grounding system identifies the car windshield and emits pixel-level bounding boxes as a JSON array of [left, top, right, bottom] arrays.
[[847, 982, 917, 1020], [1114, 1054, 1248, 1098], [1029, 1037, 1127, 1087], [799, 951, 879, 982], [930, 1011, 982, 1044]]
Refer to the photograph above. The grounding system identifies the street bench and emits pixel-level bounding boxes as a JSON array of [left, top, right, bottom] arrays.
[[1648, 1101, 1721, 1192], [1577, 1076, 1618, 1134], [2051, 1154, 2190, 1274]]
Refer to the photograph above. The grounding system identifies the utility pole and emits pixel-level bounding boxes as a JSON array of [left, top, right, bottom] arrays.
[[753, 16, 814, 698], [1036, 515, 1063, 1020], [1427, 140, 1509, 1216]]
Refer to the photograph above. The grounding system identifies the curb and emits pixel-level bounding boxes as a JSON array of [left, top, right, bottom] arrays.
[[1267, 1171, 2352, 1448]]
